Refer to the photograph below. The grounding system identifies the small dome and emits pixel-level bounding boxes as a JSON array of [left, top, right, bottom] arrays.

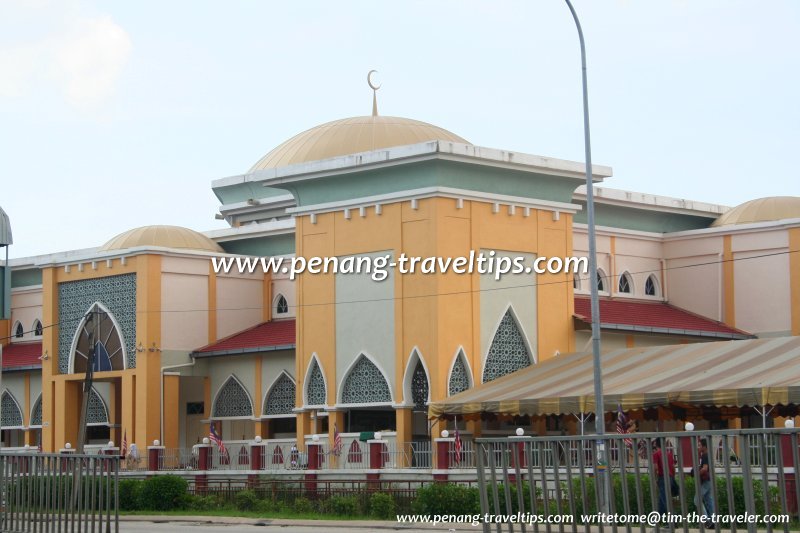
[[100, 225, 224, 253], [711, 196, 800, 227], [250, 115, 469, 171]]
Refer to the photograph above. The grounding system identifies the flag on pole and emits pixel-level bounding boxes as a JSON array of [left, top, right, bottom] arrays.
[[121, 430, 128, 457], [209, 422, 228, 456], [616, 405, 633, 448], [333, 423, 343, 456], [453, 417, 463, 465]]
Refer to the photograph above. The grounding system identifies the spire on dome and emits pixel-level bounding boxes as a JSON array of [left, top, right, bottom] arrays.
[[367, 70, 381, 117]]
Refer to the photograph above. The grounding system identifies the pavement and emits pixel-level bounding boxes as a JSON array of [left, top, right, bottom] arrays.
[[119, 515, 479, 532]]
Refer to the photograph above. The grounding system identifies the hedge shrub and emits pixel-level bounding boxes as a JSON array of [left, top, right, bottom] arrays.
[[138, 475, 189, 511], [369, 492, 396, 519], [412, 483, 480, 516]]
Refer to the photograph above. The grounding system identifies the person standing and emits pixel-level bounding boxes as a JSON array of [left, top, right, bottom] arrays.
[[696, 438, 715, 525], [653, 438, 677, 514]]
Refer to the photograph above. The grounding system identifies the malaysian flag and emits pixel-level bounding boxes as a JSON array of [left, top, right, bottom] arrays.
[[616, 405, 633, 448], [453, 418, 463, 465], [121, 430, 128, 457], [209, 422, 228, 456], [333, 424, 343, 456]]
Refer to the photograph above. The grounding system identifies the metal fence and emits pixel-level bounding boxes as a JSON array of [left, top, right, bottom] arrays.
[[0, 452, 119, 533], [476, 428, 800, 533]]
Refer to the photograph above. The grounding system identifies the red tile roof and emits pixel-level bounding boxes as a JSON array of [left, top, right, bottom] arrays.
[[2, 342, 43, 370], [573, 297, 752, 339], [193, 319, 295, 357]]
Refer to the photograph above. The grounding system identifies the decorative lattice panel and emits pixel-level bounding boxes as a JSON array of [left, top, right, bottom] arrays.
[[411, 360, 428, 408], [341, 356, 391, 404], [31, 396, 43, 426], [1, 393, 23, 427], [449, 353, 471, 396], [482, 311, 532, 383], [87, 388, 108, 424], [264, 374, 296, 415], [213, 377, 253, 417], [305, 360, 326, 406], [58, 274, 137, 373]]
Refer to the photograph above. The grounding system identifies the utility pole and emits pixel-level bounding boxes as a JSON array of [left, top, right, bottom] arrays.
[[564, 0, 609, 513]]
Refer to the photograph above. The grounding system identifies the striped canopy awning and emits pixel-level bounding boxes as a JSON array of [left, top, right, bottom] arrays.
[[428, 337, 800, 418]]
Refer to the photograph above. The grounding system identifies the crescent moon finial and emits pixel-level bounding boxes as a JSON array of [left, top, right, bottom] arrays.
[[367, 70, 381, 91], [368, 70, 381, 116]]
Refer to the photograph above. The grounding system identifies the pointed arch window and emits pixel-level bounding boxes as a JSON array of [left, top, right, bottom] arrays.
[[411, 360, 429, 409], [13, 322, 23, 338], [30, 395, 43, 427], [87, 388, 109, 425], [213, 376, 253, 418], [34, 320, 43, 337], [305, 359, 326, 406], [448, 351, 472, 396], [71, 304, 126, 373], [275, 294, 288, 315], [618, 272, 633, 294], [1, 391, 23, 427], [596, 270, 606, 292], [341, 355, 391, 404], [263, 373, 296, 416], [645, 275, 659, 296], [483, 310, 532, 383]]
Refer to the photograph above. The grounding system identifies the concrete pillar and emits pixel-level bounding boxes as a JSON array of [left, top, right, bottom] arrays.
[[296, 412, 312, 451], [249, 439, 265, 488], [195, 442, 211, 495], [148, 441, 164, 471], [395, 409, 413, 468], [780, 430, 798, 515], [305, 440, 322, 495], [434, 436, 454, 483], [163, 374, 180, 450]]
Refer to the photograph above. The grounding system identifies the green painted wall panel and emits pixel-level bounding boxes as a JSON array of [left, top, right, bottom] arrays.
[[11, 268, 42, 288], [573, 202, 715, 233], [279, 160, 584, 207], [220, 234, 296, 256]]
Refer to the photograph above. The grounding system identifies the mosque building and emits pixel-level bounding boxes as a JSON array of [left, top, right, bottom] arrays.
[[1, 84, 799, 454]]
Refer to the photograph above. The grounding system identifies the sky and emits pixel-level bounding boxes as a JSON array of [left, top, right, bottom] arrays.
[[1, 0, 798, 259]]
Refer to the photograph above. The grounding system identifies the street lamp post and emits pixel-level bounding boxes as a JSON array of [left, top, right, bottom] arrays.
[[564, 0, 609, 513]]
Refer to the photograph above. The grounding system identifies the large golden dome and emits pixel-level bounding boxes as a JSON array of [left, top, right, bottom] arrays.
[[711, 197, 800, 227], [100, 225, 224, 253], [249, 115, 469, 172]]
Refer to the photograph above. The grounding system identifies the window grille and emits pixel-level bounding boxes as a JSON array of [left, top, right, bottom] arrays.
[[213, 377, 253, 417], [1, 392, 23, 427], [264, 373, 296, 415], [341, 356, 391, 404], [31, 395, 43, 426], [306, 360, 326, 406], [449, 352, 471, 396], [482, 311, 532, 383], [411, 360, 428, 408]]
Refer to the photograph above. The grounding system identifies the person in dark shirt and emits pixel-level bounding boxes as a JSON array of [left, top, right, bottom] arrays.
[[696, 438, 715, 524]]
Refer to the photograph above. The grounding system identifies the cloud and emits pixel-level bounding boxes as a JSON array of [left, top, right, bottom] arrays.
[[0, 9, 132, 110]]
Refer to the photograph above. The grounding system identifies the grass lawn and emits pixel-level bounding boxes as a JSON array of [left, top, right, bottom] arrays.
[[120, 509, 372, 520]]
